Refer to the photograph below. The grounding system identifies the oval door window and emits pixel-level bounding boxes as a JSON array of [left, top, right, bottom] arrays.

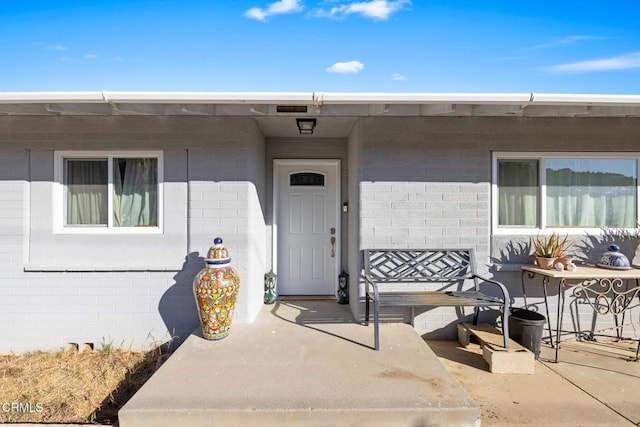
[[289, 172, 325, 187]]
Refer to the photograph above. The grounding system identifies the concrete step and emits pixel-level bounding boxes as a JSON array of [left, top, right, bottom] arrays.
[[119, 301, 481, 426]]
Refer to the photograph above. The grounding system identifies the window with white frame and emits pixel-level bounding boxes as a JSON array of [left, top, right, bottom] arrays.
[[493, 153, 638, 233], [55, 151, 163, 231]]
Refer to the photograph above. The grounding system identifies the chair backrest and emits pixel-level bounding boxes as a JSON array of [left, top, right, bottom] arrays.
[[364, 249, 476, 283]]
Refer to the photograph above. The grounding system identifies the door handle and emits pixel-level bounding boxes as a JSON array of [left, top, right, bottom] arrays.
[[330, 236, 336, 258]]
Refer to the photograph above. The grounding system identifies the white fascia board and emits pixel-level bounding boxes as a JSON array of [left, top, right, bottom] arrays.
[[318, 92, 533, 105], [2, 91, 640, 109], [0, 91, 105, 104], [104, 91, 315, 104], [532, 93, 640, 106]]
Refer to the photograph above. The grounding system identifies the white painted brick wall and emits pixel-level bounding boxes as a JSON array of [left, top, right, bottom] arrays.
[[352, 117, 640, 340], [0, 116, 266, 353], [188, 178, 264, 326], [355, 123, 497, 337]]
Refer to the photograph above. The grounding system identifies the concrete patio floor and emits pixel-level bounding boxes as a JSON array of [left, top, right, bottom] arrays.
[[119, 300, 640, 426], [431, 336, 640, 426]]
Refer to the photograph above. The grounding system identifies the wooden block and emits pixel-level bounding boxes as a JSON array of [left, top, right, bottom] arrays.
[[460, 322, 526, 352], [483, 344, 535, 374], [457, 322, 535, 374]]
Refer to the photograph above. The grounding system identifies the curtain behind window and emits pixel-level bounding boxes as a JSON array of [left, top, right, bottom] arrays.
[[546, 159, 636, 228], [113, 158, 158, 227], [498, 160, 539, 226], [66, 160, 108, 225]]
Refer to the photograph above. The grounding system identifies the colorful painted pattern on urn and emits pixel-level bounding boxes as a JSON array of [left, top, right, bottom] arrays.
[[193, 237, 240, 340]]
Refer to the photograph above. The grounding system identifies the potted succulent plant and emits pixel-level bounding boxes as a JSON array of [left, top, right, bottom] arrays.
[[533, 232, 571, 269]]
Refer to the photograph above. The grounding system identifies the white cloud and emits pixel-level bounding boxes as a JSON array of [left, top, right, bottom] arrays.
[[244, 0, 303, 21], [548, 52, 640, 72], [391, 73, 406, 80], [33, 42, 68, 51], [494, 56, 526, 61], [326, 60, 364, 74], [314, 0, 411, 20], [84, 54, 97, 59], [115, 57, 124, 62], [532, 35, 599, 49], [559, 35, 597, 44]]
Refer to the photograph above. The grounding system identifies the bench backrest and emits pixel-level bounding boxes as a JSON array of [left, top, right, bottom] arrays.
[[364, 249, 476, 283]]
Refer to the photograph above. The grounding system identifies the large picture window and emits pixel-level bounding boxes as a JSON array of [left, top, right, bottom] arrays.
[[56, 151, 162, 231], [494, 153, 638, 233]]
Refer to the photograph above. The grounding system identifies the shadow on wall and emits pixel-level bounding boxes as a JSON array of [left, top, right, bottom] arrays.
[[576, 228, 640, 265], [491, 239, 533, 266], [158, 252, 204, 350], [493, 229, 640, 267]]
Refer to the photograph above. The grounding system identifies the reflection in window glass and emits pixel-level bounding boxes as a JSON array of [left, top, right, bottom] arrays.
[[546, 159, 637, 228], [498, 160, 539, 227]]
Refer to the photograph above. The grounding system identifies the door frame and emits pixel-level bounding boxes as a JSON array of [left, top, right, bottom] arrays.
[[272, 159, 341, 293]]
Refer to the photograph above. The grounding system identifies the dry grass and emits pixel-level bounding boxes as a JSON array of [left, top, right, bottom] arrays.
[[0, 345, 166, 424]]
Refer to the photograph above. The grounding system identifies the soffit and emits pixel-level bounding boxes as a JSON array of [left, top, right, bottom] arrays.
[[1, 92, 640, 138]]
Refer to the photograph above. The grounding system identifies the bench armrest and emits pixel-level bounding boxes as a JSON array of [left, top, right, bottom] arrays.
[[364, 274, 380, 299], [472, 274, 511, 311]]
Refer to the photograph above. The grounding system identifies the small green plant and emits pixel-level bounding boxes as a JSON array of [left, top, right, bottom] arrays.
[[554, 233, 571, 258], [97, 338, 114, 355], [533, 232, 570, 258]]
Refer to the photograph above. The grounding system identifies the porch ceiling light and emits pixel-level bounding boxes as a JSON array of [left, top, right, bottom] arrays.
[[296, 118, 316, 134]]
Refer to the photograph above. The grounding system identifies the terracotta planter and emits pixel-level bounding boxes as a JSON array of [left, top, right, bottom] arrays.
[[193, 237, 240, 340], [557, 255, 574, 269], [535, 256, 557, 270]]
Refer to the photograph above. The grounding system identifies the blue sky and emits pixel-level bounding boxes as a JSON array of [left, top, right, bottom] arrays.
[[1, 0, 639, 93]]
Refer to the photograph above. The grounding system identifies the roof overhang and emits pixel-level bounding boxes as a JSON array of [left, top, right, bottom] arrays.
[[1, 91, 639, 137]]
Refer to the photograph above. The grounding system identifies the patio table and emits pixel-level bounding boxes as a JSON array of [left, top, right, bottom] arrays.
[[520, 264, 640, 362]]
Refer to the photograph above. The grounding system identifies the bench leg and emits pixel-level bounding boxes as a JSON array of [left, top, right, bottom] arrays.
[[374, 297, 380, 351], [502, 305, 510, 349], [365, 294, 370, 326], [472, 306, 509, 349], [472, 306, 480, 325]]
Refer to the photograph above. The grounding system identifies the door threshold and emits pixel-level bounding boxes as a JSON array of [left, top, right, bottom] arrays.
[[278, 295, 336, 301]]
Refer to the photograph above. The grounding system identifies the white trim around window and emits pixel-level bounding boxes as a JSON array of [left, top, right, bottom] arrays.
[[492, 152, 640, 235], [53, 150, 164, 234]]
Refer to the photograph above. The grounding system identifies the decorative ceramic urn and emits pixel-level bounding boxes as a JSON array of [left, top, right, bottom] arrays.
[[193, 237, 240, 340], [598, 244, 631, 269]]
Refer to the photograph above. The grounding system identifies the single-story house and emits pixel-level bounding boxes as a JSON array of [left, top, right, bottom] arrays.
[[2, 91, 640, 352]]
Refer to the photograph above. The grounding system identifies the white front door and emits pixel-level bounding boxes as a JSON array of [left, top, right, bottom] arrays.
[[274, 160, 340, 295]]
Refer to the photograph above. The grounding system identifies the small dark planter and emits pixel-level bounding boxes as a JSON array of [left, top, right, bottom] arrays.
[[509, 308, 546, 359]]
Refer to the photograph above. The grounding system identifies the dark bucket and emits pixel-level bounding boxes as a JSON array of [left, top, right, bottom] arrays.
[[509, 308, 546, 359]]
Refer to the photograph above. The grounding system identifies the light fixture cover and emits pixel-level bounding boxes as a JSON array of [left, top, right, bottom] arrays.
[[296, 118, 316, 134]]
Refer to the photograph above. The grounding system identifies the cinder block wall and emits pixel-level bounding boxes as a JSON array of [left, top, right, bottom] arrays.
[[0, 116, 266, 352], [0, 150, 31, 351], [353, 116, 640, 340], [188, 120, 266, 332], [347, 121, 364, 317]]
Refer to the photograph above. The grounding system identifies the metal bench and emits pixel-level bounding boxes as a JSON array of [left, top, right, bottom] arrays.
[[364, 249, 510, 351]]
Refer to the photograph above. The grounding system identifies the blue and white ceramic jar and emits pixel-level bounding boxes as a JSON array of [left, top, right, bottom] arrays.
[[598, 245, 631, 269]]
